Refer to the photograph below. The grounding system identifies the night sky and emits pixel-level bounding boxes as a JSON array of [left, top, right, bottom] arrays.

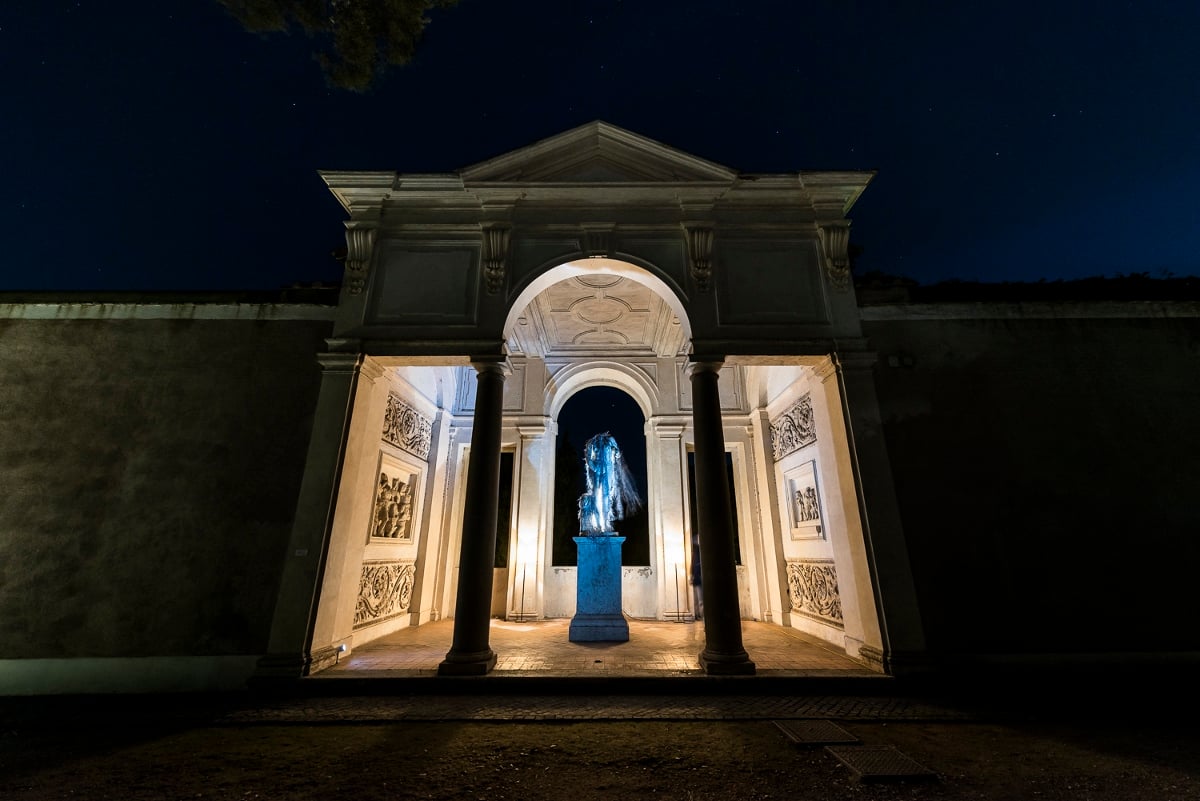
[[5, 1, 1199, 292]]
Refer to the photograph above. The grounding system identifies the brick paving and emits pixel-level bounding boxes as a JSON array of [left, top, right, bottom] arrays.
[[229, 617, 947, 724], [321, 618, 877, 677]]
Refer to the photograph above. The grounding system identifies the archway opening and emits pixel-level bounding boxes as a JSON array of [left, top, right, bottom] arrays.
[[553, 385, 649, 566]]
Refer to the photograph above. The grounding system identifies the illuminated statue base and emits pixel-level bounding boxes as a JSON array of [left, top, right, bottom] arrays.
[[569, 535, 629, 643]]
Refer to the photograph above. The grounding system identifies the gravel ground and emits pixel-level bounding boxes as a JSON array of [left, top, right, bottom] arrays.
[[1, 691, 1197, 800]]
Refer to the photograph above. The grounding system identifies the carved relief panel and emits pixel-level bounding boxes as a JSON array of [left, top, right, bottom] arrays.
[[786, 558, 843, 628], [354, 561, 416, 629], [770, 393, 816, 461]]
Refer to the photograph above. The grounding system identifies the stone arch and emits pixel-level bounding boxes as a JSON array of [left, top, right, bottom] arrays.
[[503, 257, 693, 347], [545, 361, 658, 421]]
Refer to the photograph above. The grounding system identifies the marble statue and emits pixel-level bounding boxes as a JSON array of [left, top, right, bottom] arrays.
[[578, 432, 642, 535]]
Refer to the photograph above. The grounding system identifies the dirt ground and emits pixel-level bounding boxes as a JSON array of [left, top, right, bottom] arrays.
[[2, 703, 1199, 801]]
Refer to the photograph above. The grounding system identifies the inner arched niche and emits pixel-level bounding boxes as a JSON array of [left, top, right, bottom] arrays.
[[503, 258, 689, 623], [553, 385, 649, 566]]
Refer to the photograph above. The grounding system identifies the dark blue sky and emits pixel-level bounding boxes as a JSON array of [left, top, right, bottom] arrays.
[[4, 1, 1199, 291]]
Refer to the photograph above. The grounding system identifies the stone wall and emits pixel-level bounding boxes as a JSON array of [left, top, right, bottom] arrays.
[[0, 312, 330, 659], [862, 303, 1200, 657]]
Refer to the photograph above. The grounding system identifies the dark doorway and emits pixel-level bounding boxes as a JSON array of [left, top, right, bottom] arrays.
[[685, 450, 741, 620], [494, 451, 514, 568], [553, 386, 649, 566]]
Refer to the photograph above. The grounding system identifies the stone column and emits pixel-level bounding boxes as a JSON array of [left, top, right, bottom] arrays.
[[687, 359, 756, 675], [834, 350, 927, 673], [257, 352, 363, 679], [438, 359, 508, 676]]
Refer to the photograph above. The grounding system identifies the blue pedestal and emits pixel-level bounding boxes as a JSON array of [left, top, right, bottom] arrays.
[[569, 535, 629, 642]]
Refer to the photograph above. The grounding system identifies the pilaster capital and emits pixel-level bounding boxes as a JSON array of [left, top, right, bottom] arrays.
[[316, 352, 362, 374], [358, 356, 386, 384], [811, 355, 839, 384], [517, 422, 549, 440], [324, 337, 363, 353], [646, 417, 687, 438], [833, 349, 879, 373]]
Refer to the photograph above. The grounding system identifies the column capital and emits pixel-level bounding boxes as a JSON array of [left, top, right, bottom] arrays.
[[646, 417, 688, 438], [470, 357, 513, 378], [684, 357, 725, 379]]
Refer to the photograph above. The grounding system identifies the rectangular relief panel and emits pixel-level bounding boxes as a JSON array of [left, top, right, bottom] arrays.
[[368, 451, 422, 542], [368, 242, 480, 324], [715, 240, 829, 325], [784, 459, 825, 541]]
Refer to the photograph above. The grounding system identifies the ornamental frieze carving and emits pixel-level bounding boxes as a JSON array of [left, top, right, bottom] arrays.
[[354, 561, 416, 629], [770, 393, 816, 461], [382, 392, 432, 461], [786, 559, 843, 627]]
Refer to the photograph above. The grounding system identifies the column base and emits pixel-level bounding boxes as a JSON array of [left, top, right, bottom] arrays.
[[699, 649, 756, 676], [569, 613, 630, 643], [437, 649, 497, 676]]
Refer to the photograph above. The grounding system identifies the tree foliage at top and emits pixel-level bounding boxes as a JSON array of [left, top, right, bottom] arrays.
[[218, 0, 457, 92]]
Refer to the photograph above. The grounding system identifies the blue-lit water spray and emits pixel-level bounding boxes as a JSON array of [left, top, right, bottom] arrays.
[[578, 432, 643, 535]]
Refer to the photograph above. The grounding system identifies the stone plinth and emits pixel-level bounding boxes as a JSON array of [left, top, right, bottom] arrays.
[[570, 535, 629, 642]]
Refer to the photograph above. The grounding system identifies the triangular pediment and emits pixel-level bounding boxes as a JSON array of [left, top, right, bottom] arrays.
[[459, 121, 737, 184]]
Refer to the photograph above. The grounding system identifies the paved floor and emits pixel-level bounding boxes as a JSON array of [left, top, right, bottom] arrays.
[[318, 618, 878, 678]]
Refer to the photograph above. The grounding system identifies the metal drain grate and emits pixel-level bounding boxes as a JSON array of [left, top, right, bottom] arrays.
[[825, 745, 938, 783], [773, 719, 860, 745]]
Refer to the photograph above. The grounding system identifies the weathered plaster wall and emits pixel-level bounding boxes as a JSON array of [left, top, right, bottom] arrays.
[[862, 305, 1200, 656], [0, 316, 329, 659]]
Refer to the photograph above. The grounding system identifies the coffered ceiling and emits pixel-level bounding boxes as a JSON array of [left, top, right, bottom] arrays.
[[507, 274, 687, 359]]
